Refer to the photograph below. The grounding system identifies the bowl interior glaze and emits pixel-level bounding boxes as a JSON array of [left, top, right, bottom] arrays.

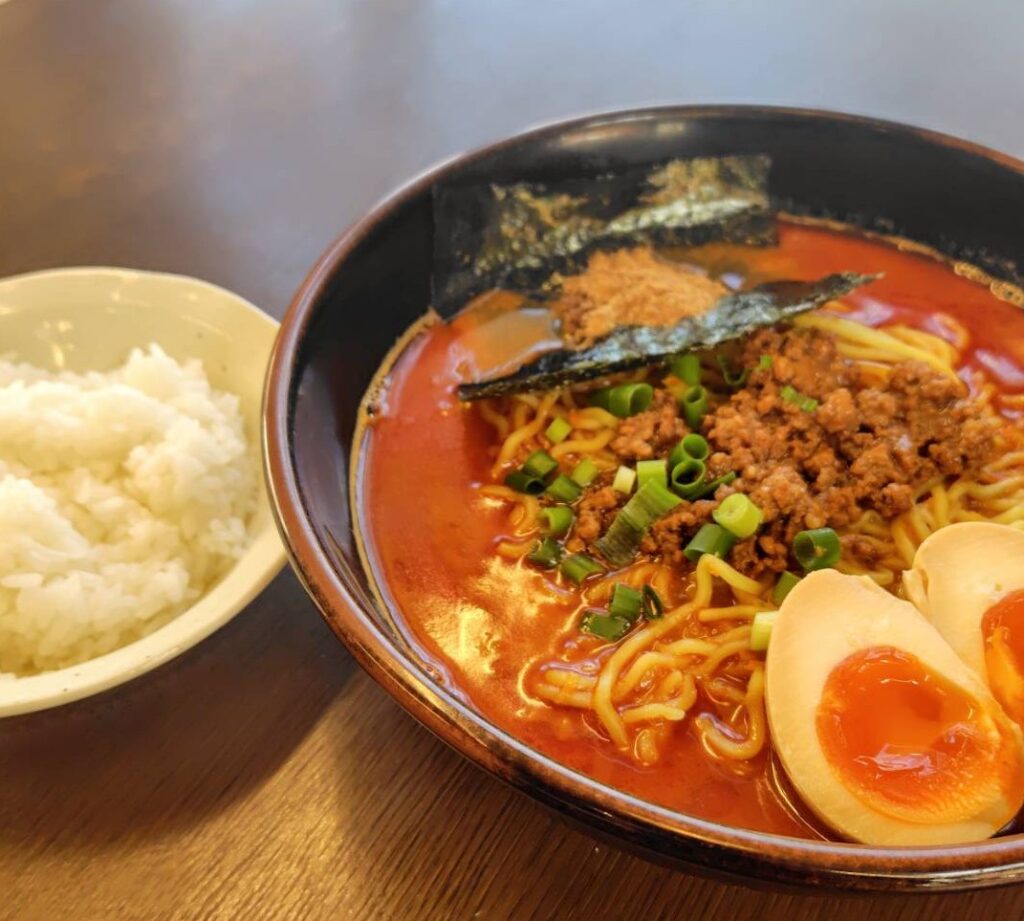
[[265, 107, 1024, 892]]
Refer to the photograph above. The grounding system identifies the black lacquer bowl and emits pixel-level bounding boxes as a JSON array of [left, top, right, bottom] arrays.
[[263, 107, 1024, 892]]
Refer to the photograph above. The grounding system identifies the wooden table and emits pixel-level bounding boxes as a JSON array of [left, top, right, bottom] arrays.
[[3, 1, 1024, 917]]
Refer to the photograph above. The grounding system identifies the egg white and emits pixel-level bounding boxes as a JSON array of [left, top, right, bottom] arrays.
[[765, 568, 1023, 845], [904, 521, 1024, 681]]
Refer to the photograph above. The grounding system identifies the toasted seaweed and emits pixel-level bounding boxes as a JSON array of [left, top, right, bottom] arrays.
[[457, 272, 878, 400], [432, 155, 774, 318]]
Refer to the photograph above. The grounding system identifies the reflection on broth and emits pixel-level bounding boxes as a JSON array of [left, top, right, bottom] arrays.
[[356, 221, 1024, 844]]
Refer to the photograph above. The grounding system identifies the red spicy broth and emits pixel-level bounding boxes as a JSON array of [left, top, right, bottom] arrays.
[[354, 221, 1024, 837]]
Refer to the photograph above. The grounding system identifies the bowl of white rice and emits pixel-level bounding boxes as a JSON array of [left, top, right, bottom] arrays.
[[0, 267, 285, 716]]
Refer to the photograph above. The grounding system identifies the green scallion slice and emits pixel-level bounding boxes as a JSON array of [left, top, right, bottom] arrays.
[[712, 493, 764, 539], [504, 470, 546, 495], [683, 523, 737, 562], [749, 611, 778, 652], [781, 384, 818, 413], [590, 382, 654, 419], [717, 354, 749, 389], [545, 417, 572, 444], [681, 384, 709, 429], [689, 470, 738, 501], [540, 506, 575, 538], [561, 552, 604, 584], [609, 583, 643, 621], [522, 449, 559, 481], [642, 585, 664, 620], [612, 465, 636, 495], [669, 353, 701, 386], [580, 610, 632, 641], [545, 474, 583, 503], [681, 432, 710, 460], [596, 480, 682, 567], [636, 459, 668, 490], [669, 432, 710, 469], [793, 527, 841, 571], [757, 355, 773, 371], [570, 458, 599, 487], [772, 571, 800, 605], [669, 458, 706, 498], [527, 537, 563, 569]]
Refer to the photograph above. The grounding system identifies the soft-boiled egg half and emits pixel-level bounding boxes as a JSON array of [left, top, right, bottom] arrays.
[[905, 522, 1024, 728], [766, 569, 1024, 845]]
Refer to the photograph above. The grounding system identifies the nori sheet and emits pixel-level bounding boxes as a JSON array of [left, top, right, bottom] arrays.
[[457, 272, 879, 400], [432, 154, 773, 318]]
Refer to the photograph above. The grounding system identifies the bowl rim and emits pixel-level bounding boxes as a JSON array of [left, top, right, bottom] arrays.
[[0, 265, 286, 717], [263, 104, 1024, 891]]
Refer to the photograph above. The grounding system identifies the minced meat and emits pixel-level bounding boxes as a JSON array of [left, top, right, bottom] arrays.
[[551, 247, 729, 350], [569, 325, 1002, 577]]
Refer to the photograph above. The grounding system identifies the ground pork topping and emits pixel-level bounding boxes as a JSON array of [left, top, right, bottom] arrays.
[[567, 325, 1002, 576], [610, 389, 688, 460], [551, 247, 729, 350]]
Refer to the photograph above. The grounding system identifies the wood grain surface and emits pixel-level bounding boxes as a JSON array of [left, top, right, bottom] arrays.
[[3, 1, 1024, 918]]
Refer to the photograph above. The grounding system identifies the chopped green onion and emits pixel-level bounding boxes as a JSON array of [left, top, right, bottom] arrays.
[[668, 433, 709, 470], [633, 479, 683, 519], [793, 527, 841, 571], [612, 465, 636, 495], [681, 385, 709, 429], [545, 417, 572, 444], [596, 480, 682, 567], [683, 523, 737, 562], [609, 584, 643, 621], [545, 474, 583, 503], [527, 537, 563, 568], [636, 459, 667, 490], [669, 458, 706, 499], [642, 585, 664, 620], [670, 354, 701, 386], [570, 458, 599, 487], [681, 432, 710, 460], [522, 449, 559, 481], [540, 506, 575, 538], [504, 470, 545, 494], [580, 610, 632, 641], [772, 571, 801, 605], [757, 355, 773, 371], [717, 354, 749, 389], [750, 611, 778, 652], [561, 553, 604, 584], [712, 493, 764, 539], [781, 384, 818, 413], [690, 470, 738, 500], [590, 382, 654, 418]]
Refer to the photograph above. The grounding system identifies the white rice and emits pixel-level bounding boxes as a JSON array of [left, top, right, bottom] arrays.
[[0, 345, 257, 675]]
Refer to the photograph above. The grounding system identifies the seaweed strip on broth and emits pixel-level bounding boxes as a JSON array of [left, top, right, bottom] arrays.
[[457, 272, 877, 398], [431, 154, 774, 317]]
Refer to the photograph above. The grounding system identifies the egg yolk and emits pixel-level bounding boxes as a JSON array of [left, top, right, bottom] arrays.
[[983, 589, 1024, 726], [817, 646, 1015, 824]]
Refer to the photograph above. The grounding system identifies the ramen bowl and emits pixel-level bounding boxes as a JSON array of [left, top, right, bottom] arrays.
[[263, 106, 1024, 891]]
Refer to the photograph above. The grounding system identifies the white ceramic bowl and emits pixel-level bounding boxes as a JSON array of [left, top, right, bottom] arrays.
[[0, 267, 286, 716]]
